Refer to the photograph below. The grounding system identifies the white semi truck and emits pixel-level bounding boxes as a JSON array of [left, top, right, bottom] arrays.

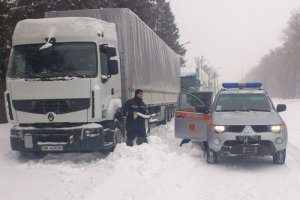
[[5, 8, 180, 154]]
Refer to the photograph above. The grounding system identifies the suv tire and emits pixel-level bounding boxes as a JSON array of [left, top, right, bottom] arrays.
[[273, 149, 286, 165], [207, 149, 218, 164]]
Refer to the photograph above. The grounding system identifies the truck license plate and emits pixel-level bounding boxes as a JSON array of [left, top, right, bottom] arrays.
[[41, 146, 63, 151]]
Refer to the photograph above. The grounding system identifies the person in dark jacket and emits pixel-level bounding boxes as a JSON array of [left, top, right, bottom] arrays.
[[123, 89, 148, 146]]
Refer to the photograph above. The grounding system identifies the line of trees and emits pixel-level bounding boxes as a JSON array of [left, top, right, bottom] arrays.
[[245, 8, 300, 98]]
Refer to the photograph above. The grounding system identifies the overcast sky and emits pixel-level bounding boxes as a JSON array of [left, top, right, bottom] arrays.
[[170, 0, 300, 82]]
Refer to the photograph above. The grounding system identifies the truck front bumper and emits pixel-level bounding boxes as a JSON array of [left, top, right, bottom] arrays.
[[10, 124, 114, 153]]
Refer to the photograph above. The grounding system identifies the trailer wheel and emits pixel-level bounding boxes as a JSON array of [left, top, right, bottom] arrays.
[[167, 107, 172, 122], [165, 107, 171, 122], [170, 107, 174, 118], [161, 108, 167, 125]]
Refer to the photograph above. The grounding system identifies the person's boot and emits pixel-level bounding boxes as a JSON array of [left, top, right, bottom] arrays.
[[137, 137, 148, 145], [126, 140, 133, 147]]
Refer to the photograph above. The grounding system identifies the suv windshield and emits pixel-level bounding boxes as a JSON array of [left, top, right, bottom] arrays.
[[8, 42, 97, 78], [215, 93, 273, 112]]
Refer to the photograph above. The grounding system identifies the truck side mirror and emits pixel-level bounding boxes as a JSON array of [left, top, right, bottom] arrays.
[[106, 47, 117, 57], [276, 104, 286, 112], [108, 60, 118, 75], [100, 44, 117, 57]]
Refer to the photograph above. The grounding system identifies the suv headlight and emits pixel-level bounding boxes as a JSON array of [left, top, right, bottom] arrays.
[[212, 125, 227, 133], [269, 124, 285, 133]]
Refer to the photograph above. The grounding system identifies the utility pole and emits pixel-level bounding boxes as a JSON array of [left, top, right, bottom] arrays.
[[214, 72, 217, 95]]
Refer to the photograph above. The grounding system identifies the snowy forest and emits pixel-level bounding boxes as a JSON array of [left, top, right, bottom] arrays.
[[0, 0, 186, 123], [245, 8, 300, 98]]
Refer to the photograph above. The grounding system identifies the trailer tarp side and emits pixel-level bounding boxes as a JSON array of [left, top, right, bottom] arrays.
[[45, 8, 180, 102]]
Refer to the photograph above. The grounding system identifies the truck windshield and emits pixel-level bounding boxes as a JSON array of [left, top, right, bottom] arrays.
[[7, 42, 97, 78], [215, 93, 273, 112], [180, 76, 200, 87]]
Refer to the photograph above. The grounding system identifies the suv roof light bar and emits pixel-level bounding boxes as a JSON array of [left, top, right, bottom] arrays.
[[222, 82, 262, 89]]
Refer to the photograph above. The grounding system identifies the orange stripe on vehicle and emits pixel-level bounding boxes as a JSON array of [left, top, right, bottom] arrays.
[[175, 111, 212, 127]]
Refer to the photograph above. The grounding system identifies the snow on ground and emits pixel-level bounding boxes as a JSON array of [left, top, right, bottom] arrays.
[[1, 99, 300, 200]]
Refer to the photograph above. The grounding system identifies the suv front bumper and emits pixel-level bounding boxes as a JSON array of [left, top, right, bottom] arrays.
[[208, 131, 287, 156]]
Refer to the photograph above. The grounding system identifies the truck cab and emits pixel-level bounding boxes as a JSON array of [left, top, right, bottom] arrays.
[[175, 82, 288, 164], [5, 17, 122, 154]]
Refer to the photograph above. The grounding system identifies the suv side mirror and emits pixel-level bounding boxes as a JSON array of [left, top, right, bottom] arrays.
[[196, 106, 209, 114], [276, 104, 286, 112], [108, 60, 118, 75]]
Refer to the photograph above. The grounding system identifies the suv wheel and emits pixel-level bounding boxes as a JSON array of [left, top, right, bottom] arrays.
[[207, 149, 218, 164], [273, 149, 286, 165]]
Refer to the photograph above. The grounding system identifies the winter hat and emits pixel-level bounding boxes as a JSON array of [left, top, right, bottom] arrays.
[[135, 89, 143, 96]]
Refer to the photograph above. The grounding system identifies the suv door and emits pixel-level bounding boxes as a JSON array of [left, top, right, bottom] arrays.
[[175, 93, 211, 140]]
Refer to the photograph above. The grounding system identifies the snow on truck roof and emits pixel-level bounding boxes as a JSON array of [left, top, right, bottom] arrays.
[[12, 17, 116, 45], [180, 67, 197, 77]]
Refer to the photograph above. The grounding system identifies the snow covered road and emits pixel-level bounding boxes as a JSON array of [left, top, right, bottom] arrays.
[[1, 100, 300, 200]]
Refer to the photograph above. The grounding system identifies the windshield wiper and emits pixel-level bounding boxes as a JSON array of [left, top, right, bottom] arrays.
[[63, 72, 86, 78], [243, 108, 271, 112], [216, 110, 238, 112], [216, 109, 270, 112]]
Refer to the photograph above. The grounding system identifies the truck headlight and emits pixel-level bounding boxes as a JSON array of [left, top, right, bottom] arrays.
[[11, 129, 23, 139], [212, 125, 227, 133], [269, 125, 285, 133]]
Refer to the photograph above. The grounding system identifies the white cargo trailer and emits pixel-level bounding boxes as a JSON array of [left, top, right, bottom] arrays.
[[5, 8, 180, 154]]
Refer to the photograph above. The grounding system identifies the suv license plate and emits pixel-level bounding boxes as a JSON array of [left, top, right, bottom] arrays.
[[41, 146, 63, 151], [236, 135, 261, 141]]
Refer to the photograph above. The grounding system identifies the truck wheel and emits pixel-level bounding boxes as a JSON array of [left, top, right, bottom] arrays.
[[273, 149, 286, 165], [113, 123, 126, 144], [207, 149, 218, 164]]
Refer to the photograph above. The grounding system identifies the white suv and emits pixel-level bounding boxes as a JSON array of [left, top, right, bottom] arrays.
[[175, 83, 287, 164]]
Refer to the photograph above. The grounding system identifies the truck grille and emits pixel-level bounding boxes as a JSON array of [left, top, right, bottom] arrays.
[[13, 98, 90, 114]]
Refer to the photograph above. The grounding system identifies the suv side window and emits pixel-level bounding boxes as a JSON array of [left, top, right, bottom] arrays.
[[178, 93, 204, 112]]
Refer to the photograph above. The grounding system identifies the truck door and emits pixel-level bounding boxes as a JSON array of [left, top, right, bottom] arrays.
[[175, 93, 211, 141]]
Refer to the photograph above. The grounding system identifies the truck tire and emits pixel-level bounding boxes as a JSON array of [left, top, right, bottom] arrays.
[[273, 149, 286, 165], [161, 107, 167, 125], [207, 149, 218, 164], [113, 122, 126, 144]]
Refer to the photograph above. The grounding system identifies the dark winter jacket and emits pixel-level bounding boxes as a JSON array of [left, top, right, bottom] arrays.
[[123, 96, 148, 136]]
